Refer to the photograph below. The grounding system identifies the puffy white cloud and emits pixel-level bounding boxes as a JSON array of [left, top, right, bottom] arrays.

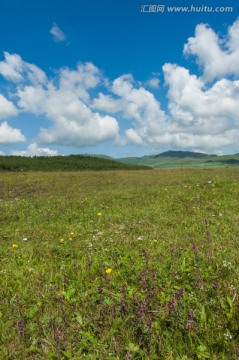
[[161, 62, 239, 150], [146, 77, 160, 89], [93, 74, 167, 145], [50, 23, 66, 42], [0, 52, 23, 81], [38, 113, 119, 147], [16, 62, 119, 147], [125, 129, 143, 145], [93, 93, 124, 113], [184, 18, 239, 81], [0, 52, 47, 84], [17, 85, 48, 114], [0, 94, 18, 119], [2, 16, 239, 156], [58, 62, 102, 102], [0, 122, 25, 144], [11, 143, 58, 156]]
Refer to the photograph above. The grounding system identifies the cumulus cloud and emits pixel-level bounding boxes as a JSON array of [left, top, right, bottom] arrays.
[[146, 77, 160, 89], [93, 74, 167, 145], [0, 122, 25, 144], [50, 23, 66, 42], [16, 61, 119, 147], [58, 62, 102, 102], [1, 15, 239, 155], [0, 94, 18, 119], [184, 18, 239, 81], [162, 62, 239, 150], [11, 143, 58, 156], [0, 52, 47, 84]]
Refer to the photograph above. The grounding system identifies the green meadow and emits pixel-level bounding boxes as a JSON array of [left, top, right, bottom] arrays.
[[0, 168, 239, 359]]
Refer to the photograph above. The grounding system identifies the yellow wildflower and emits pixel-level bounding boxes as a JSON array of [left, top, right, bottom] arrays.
[[59, 238, 64, 243], [69, 237, 73, 241], [11, 244, 18, 249], [97, 212, 102, 217], [153, 239, 158, 243], [70, 232, 74, 235], [106, 268, 112, 274]]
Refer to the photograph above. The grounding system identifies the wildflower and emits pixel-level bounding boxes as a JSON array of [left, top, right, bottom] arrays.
[[11, 244, 18, 249], [153, 239, 158, 243], [97, 212, 102, 216], [59, 238, 64, 243], [70, 231, 74, 235], [69, 237, 73, 241], [137, 236, 143, 241], [140, 299, 147, 312], [185, 320, 197, 331], [222, 260, 232, 267], [22, 237, 28, 241], [106, 268, 112, 274]]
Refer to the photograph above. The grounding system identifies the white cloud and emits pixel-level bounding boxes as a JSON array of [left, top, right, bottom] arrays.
[[125, 129, 143, 145], [184, 18, 239, 81], [146, 77, 160, 89], [0, 52, 47, 84], [58, 62, 102, 102], [161, 63, 239, 150], [0, 150, 5, 155], [0, 122, 25, 144], [2, 16, 239, 155], [0, 52, 23, 82], [11, 143, 58, 156], [0, 94, 18, 119], [16, 61, 120, 147], [92, 93, 124, 113], [38, 112, 119, 147], [50, 23, 66, 42], [93, 74, 167, 145]]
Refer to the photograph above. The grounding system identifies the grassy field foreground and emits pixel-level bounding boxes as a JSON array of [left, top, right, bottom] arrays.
[[0, 169, 239, 359]]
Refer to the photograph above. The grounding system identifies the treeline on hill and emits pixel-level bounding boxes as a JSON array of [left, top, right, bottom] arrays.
[[0, 155, 151, 171]]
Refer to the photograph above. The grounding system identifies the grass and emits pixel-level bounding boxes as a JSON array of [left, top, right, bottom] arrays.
[[0, 168, 239, 359]]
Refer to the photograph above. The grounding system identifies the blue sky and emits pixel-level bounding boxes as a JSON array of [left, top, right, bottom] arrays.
[[0, 0, 239, 157]]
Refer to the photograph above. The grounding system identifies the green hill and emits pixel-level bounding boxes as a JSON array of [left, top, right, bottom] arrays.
[[116, 151, 239, 169], [151, 150, 217, 159], [0, 155, 151, 172]]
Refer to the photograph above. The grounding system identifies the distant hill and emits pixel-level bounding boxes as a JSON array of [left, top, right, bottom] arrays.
[[1, 151, 239, 171], [0, 155, 151, 172], [151, 150, 217, 159], [82, 154, 113, 160], [116, 151, 239, 169]]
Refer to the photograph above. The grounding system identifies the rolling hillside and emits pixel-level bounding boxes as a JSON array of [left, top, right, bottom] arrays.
[[116, 150, 239, 169]]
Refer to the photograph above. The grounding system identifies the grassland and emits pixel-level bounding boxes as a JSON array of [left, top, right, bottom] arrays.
[[0, 168, 239, 359]]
